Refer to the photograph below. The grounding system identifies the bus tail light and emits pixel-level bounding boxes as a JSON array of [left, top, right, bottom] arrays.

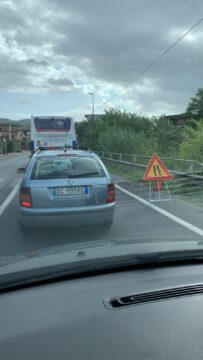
[[20, 187, 32, 208], [107, 184, 115, 203]]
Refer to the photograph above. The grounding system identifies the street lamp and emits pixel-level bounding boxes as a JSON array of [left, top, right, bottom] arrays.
[[88, 92, 95, 133]]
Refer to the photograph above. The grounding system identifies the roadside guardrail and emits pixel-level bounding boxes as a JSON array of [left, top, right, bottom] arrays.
[[96, 151, 203, 180]]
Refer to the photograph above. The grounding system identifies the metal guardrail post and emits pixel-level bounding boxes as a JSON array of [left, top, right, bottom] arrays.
[[188, 161, 193, 172]]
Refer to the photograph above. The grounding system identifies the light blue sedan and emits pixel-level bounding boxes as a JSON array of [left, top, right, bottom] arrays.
[[19, 150, 115, 232]]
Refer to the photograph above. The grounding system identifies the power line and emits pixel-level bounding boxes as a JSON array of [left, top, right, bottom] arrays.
[[108, 18, 203, 103]]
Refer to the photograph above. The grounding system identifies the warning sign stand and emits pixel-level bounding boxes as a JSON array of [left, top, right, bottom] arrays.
[[152, 181, 163, 192], [149, 180, 172, 202], [143, 154, 174, 202]]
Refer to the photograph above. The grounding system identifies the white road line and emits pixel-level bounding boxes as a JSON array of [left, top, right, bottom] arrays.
[[0, 179, 21, 217], [116, 184, 203, 237]]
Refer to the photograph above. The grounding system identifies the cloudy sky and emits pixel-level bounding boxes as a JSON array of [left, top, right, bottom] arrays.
[[0, 0, 203, 121]]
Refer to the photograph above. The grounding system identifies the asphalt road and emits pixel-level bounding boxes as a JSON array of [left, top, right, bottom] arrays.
[[0, 154, 202, 259], [0, 153, 29, 206]]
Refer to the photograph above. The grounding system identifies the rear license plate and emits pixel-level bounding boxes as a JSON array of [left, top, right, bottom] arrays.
[[52, 186, 88, 196]]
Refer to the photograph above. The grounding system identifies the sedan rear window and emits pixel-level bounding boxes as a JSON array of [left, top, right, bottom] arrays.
[[31, 156, 105, 179]]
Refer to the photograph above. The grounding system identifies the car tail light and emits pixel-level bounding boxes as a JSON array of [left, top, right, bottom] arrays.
[[107, 184, 115, 203], [20, 187, 32, 208]]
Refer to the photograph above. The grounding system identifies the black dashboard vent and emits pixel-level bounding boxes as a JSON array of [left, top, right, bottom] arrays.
[[104, 284, 203, 309]]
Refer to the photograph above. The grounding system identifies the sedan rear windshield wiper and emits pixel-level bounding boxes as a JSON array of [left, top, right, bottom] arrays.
[[69, 172, 100, 178]]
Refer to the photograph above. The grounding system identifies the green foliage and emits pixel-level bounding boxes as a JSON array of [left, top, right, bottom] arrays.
[[0, 139, 3, 154], [7, 139, 21, 153], [152, 116, 184, 156], [76, 109, 156, 153], [76, 100, 203, 161], [102, 108, 154, 136], [21, 139, 29, 150], [76, 120, 97, 148], [186, 88, 203, 120], [179, 122, 203, 162], [98, 126, 154, 154], [186, 118, 200, 130], [104, 161, 145, 182]]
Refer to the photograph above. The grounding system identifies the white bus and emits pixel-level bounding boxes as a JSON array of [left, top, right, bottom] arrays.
[[30, 116, 77, 154]]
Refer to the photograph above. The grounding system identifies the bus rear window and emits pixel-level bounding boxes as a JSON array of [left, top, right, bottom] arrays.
[[34, 118, 71, 131]]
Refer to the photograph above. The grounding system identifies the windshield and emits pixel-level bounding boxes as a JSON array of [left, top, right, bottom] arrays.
[[31, 156, 104, 179], [34, 117, 71, 132], [1, 0, 203, 285]]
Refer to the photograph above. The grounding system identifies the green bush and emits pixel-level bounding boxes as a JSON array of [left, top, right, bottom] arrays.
[[7, 140, 21, 153], [98, 126, 155, 155], [179, 122, 203, 162], [0, 140, 3, 155], [21, 139, 29, 150]]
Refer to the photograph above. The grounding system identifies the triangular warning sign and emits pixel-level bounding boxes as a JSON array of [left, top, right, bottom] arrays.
[[143, 153, 173, 181]]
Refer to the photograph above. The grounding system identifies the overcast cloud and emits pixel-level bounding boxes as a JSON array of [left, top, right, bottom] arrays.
[[0, 0, 203, 120]]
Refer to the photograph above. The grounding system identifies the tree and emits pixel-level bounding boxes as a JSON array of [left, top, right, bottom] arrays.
[[152, 116, 183, 156], [186, 88, 203, 120], [102, 108, 154, 136], [76, 109, 188, 156], [76, 109, 155, 151]]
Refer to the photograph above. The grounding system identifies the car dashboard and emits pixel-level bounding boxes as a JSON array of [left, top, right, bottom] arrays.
[[1, 263, 203, 359]]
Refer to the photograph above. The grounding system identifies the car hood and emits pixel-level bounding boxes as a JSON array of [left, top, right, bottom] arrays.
[[1, 237, 203, 290], [0, 236, 202, 266]]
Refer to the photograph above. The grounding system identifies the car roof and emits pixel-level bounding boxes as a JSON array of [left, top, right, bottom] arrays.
[[34, 149, 96, 158]]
